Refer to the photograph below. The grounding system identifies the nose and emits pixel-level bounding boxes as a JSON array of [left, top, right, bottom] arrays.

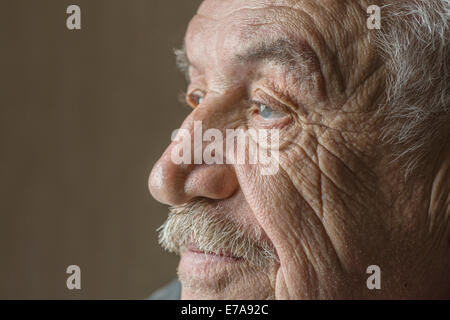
[[148, 111, 239, 206]]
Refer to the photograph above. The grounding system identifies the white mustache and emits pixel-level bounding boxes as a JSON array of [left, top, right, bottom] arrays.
[[157, 198, 278, 268]]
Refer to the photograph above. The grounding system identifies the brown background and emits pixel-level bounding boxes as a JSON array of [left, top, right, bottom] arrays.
[[0, 0, 202, 299]]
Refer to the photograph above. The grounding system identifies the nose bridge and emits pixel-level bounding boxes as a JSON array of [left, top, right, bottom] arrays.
[[188, 90, 238, 130], [148, 94, 240, 206], [178, 95, 234, 164]]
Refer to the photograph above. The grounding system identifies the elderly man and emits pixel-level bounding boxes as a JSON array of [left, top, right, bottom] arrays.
[[148, 0, 449, 299]]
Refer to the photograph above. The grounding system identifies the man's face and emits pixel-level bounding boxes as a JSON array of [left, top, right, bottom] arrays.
[[149, 0, 448, 299]]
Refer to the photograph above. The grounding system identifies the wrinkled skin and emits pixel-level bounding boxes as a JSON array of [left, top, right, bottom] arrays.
[[149, 0, 450, 299]]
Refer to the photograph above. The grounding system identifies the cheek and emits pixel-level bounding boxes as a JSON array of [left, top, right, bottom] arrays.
[[233, 132, 369, 251], [233, 128, 325, 247], [234, 160, 308, 253], [234, 125, 397, 298], [234, 161, 331, 298]]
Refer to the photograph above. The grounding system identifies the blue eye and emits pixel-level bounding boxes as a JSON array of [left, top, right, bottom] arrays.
[[257, 103, 286, 120], [188, 90, 205, 107], [192, 94, 204, 106], [259, 104, 272, 118], [195, 95, 204, 105]]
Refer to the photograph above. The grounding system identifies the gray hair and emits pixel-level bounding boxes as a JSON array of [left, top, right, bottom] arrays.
[[375, 0, 450, 177]]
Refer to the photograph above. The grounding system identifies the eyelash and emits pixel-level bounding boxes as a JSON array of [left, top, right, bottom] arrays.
[[249, 101, 292, 129]]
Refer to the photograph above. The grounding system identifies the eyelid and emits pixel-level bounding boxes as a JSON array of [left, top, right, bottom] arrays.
[[250, 99, 286, 115], [250, 100, 290, 122], [252, 90, 293, 115], [255, 86, 300, 113], [248, 89, 295, 129]]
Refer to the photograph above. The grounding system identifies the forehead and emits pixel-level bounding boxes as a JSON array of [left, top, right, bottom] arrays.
[[186, 0, 304, 64], [197, 0, 313, 18], [187, 0, 367, 42], [185, 0, 375, 93]]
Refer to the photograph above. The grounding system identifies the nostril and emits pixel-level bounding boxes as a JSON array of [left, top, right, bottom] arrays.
[[184, 165, 238, 201], [149, 144, 239, 205]]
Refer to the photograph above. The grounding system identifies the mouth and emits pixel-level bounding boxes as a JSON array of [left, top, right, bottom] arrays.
[[177, 238, 247, 285], [185, 239, 243, 261]]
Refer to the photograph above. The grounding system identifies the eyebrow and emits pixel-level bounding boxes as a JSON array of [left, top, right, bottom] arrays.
[[236, 39, 320, 74], [174, 38, 320, 81], [174, 45, 191, 81]]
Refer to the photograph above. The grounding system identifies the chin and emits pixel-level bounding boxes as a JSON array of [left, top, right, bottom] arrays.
[[177, 250, 277, 299]]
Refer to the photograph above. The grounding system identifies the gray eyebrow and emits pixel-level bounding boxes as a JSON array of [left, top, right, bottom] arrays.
[[174, 38, 319, 81], [174, 45, 190, 81], [235, 39, 320, 75]]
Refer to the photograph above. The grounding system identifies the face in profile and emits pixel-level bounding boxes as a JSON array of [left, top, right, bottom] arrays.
[[149, 0, 450, 299]]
